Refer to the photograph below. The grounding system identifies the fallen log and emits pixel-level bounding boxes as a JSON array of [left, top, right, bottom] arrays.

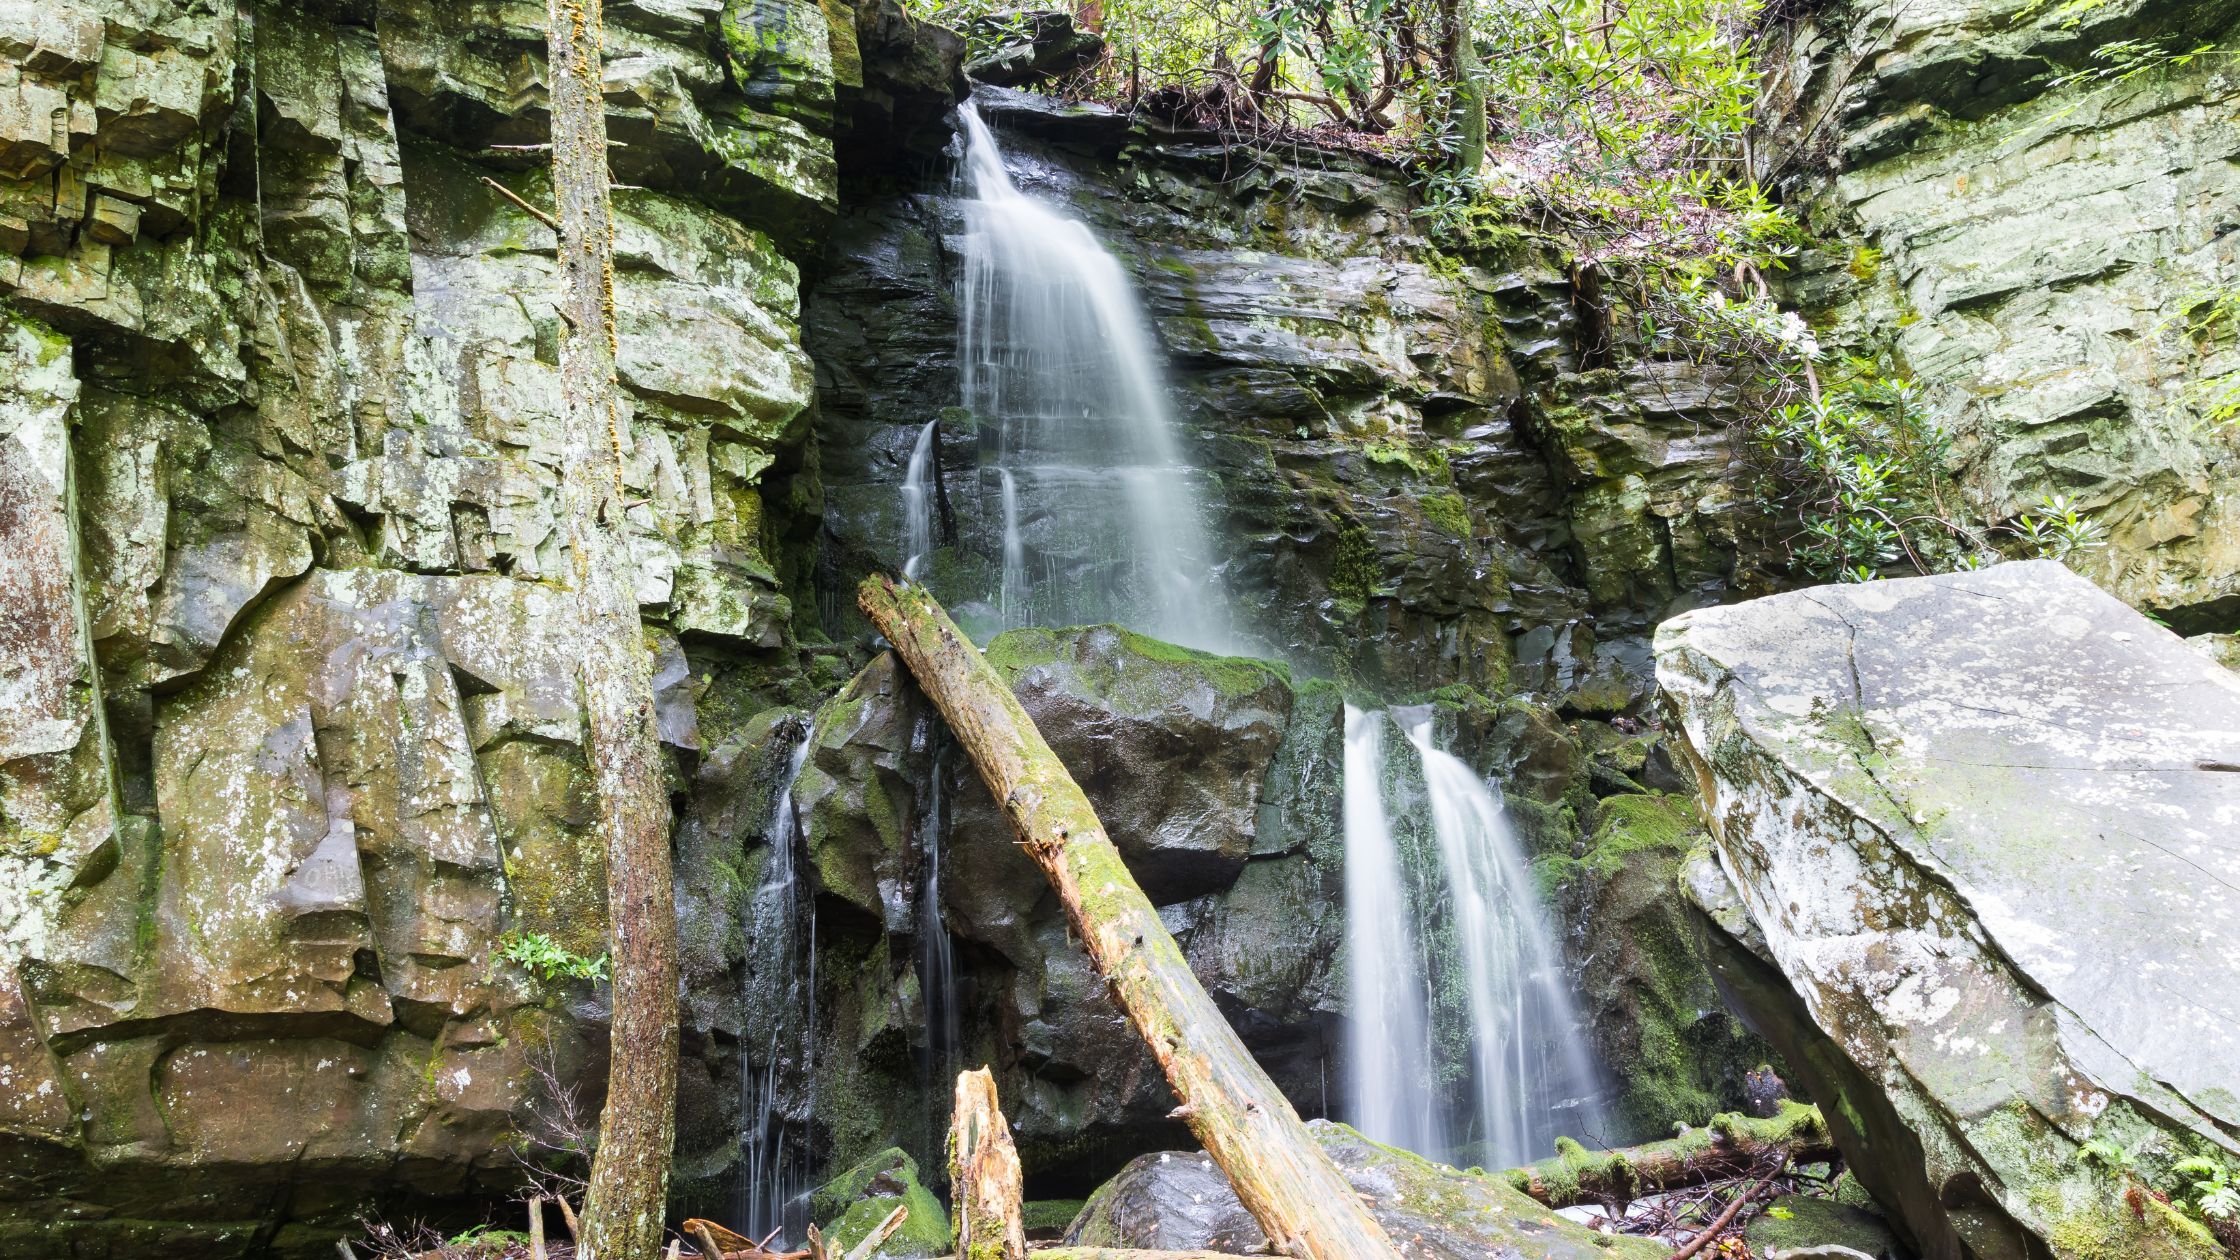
[[1502, 1102, 1837, 1209], [858, 575, 1398, 1260], [948, 1069, 1026, 1260]]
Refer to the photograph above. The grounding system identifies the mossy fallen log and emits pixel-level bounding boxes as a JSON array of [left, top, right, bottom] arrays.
[[1502, 1101, 1837, 1209], [858, 574, 1399, 1260]]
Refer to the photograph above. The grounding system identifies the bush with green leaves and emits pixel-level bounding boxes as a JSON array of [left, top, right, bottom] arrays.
[[1635, 274, 2106, 582], [497, 931, 611, 984]]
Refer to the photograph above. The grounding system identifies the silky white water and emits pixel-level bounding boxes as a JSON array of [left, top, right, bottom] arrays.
[[1340, 705, 1449, 1157], [1399, 713, 1611, 1167], [900, 417, 940, 580], [950, 99, 1227, 650], [1342, 706, 1610, 1168]]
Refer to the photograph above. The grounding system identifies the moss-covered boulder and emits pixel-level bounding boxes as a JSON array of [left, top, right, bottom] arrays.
[[1066, 1120, 1665, 1258], [978, 624, 1293, 901], [1548, 792, 1772, 1138], [1743, 1194, 1901, 1260], [811, 1148, 951, 1259]]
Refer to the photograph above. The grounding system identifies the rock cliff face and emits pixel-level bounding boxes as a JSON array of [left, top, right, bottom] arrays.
[[1760, 0, 2240, 631], [0, 0, 957, 1254], [787, 629, 1350, 1190], [1659, 561, 2239, 1260], [809, 86, 1751, 698]]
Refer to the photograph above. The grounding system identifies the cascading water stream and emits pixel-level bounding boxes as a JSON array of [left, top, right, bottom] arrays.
[[946, 99, 1228, 650], [735, 726, 818, 1243], [1340, 705, 1450, 1157], [900, 417, 940, 580], [915, 734, 964, 1156], [1342, 706, 1610, 1169], [1399, 713, 1611, 1168]]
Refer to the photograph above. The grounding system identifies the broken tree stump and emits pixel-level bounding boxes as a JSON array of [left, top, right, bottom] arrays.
[[858, 574, 1399, 1260], [948, 1068, 1026, 1260]]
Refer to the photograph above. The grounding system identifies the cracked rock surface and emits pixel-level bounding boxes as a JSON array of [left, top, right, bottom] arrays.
[[1658, 559, 2240, 1260]]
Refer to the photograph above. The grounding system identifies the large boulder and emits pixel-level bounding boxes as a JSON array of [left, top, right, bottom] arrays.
[[1064, 1120, 1664, 1259], [797, 628, 1346, 1188], [1657, 560, 2240, 1260]]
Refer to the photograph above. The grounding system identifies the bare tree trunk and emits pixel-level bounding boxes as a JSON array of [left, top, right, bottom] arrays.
[[857, 575, 1399, 1260], [548, 0, 680, 1255], [948, 1069, 1026, 1260]]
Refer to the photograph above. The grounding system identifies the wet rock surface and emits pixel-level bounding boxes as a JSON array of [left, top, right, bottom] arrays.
[[1659, 560, 2240, 1260], [1064, 1119, 1667, 1258]]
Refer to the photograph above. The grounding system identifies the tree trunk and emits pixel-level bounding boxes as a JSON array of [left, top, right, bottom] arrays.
[[948, 1068, 1026, 1260], [549, 0, 680, 1255], [1502, 1105, 1836, 1209], [1435, 0, 1484, 172], [856, 575, 1399, 1260]]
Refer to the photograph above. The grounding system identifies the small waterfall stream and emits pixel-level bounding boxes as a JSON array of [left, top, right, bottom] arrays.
[[1343, 706, 1611, 1168], [915, 732, 964, 1161], [1340, 705, 1450, 1157], [735, 726, 818, 1243], [940, 99, 1228, 650], [899, 417, 940, 581]]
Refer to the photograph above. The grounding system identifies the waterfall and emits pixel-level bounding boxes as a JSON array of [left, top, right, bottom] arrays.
[[916, 733, 964, 1155], [997, 467, 1024, 628], [735, 725, 818, 1243], [1342, 706, 1610, 1168], [900, 417, 940, 581], [1399, 713, 1611, 1168], [947, 99, 1228, 650], [1340, 705, 1449, 1157]]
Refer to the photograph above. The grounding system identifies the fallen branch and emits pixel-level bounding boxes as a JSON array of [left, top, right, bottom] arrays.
[[858, 575, 1397, 1260], [479, 175, 560, 231], [1503, 1103, 1835, 1209], [842, 1204, 910, 1260], [1667, 1159, 1788, 1260]]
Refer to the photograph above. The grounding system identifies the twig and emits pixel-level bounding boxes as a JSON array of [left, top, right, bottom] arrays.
[[480, 175, 559, 231], [841, 1205, 910, 1260], [335, 1242, 359, 1260], [556, 1196, 581, 1241], [692, 1222, 729, 1260], [1667, 1159, 1788, 1260]]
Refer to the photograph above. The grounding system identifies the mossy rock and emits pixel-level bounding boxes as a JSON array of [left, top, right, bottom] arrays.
[[1743, 1194, 1901, 1259], [1553, 793, 1773, 1140], [811, 1148, 951, 1258], [1022, 1198, 1088, 1236], [1067, 1120, 1665, 1258]]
